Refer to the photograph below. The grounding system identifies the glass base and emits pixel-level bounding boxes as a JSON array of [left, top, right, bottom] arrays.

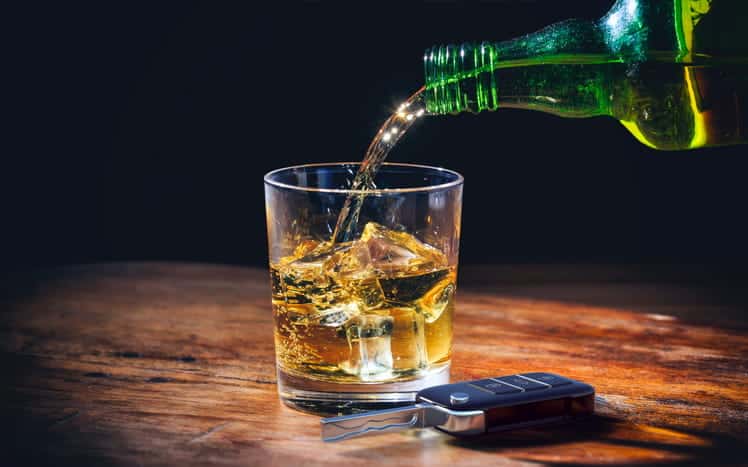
[[277, 363, 451, 416]]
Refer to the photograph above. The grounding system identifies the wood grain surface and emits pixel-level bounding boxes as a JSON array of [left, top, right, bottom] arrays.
[[1, 262, 747, 466]]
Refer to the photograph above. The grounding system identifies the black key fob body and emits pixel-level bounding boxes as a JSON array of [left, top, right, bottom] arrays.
[[417, 372, 594, 434]]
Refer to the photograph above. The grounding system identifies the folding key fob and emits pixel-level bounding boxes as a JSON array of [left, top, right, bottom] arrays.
[[417, 372, 595, 435], [321, 372, 595, 441]]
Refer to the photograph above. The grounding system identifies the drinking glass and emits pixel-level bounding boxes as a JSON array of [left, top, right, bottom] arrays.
[[264, 163, 463, 414]]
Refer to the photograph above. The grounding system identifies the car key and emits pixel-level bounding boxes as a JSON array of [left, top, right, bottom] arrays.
[[320, 372, 594, 442]]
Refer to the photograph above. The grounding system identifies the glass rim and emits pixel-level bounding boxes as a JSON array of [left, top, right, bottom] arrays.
[[263, 162, 464, 195]]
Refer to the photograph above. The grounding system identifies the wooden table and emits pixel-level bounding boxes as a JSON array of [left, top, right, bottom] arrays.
[[2, 263, 747, 466]]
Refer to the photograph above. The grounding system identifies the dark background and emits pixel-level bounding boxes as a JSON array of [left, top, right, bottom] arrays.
[[6, 0, 748, 272]]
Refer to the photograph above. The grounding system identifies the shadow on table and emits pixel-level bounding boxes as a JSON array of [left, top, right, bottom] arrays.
[[451, 415, 746, 466], [339, 414, 747, 466]]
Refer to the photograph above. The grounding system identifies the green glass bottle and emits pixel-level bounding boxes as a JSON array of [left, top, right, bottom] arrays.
[[423, 0, 748, 150]]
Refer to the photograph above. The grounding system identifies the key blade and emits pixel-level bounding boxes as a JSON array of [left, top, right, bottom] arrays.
[[321, 403, 438, 442]]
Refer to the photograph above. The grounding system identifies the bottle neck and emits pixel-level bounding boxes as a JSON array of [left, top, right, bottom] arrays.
[[423, 43, 617, 117], [422, 11, 618, 115]]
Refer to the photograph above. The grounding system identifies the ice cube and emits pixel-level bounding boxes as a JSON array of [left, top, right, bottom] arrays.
[[277, 244, 351, 310], [324, 240, 386, 311], [415, 274, 456, 323], [276, 239, 328, 268], [361, 222, 448, 275], [309, 302, 359, 327], [388, 307, 428, 372], [291, 239, 323, 260], [346, 277, 386, 311], [340, 314, 394, 381], [323, 241, 372, 279], [278, 262, 326, 305], [379, 268, 450, 304]]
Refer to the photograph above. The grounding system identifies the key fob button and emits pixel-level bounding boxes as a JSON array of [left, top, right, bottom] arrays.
[[521, 372, 573, 387], [449, 392, 470, 405], [471, 379, 522, 394], [497, 375, 549, 391]]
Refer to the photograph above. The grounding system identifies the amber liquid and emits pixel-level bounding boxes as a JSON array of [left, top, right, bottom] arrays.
[[271, 222, 454, 383]]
